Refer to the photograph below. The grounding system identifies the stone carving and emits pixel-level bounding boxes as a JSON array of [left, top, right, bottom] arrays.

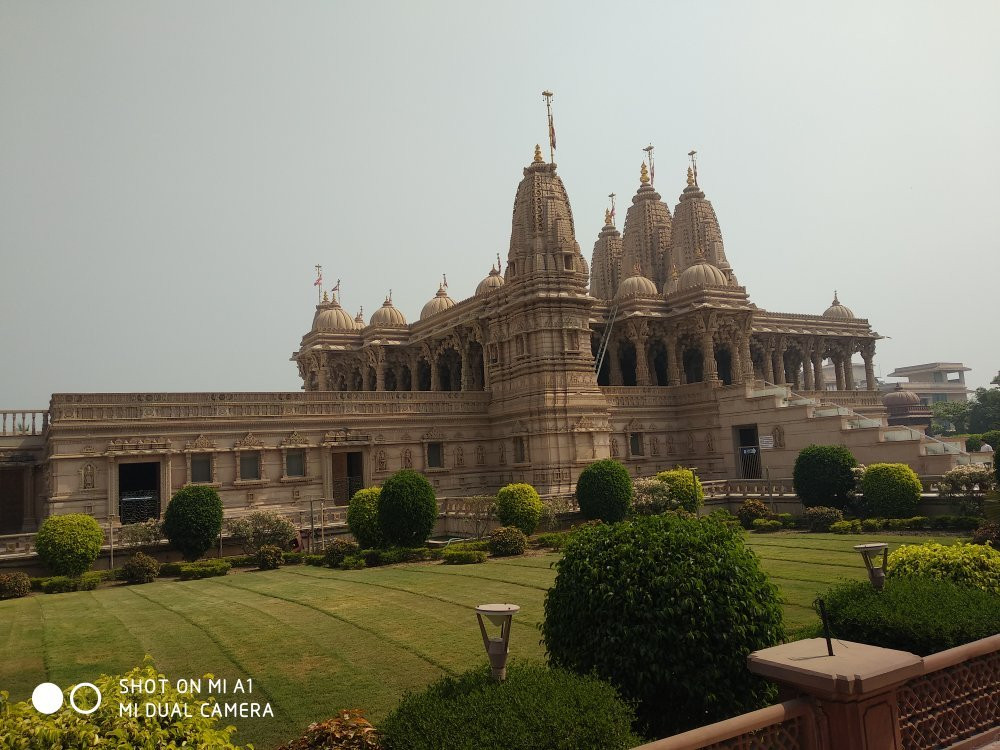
[[610, 438, 619, 457], [376, 449, 387, 472], [279, 431, 308, 447], [81, 463, 95, 490], [455, 446, 464, 467], [235, 432, 264, 449], [499, 443, 506, 465], [402, 448, 412, 469], [706, 432, 715, 453], [650, 436, 659, 456], [771, 425, 785, 448], [475, 445, 485, 465], [186, 434, 217, 450], [687, 433, 696, 454]]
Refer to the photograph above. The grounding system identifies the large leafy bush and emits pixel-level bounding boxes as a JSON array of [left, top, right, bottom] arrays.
[[227, 511, 296, 555], [820, 577, 1000, 656], [377, 470, 437, 547], [122, 552, 160, 584], [737, 499, 770, 529], [35, 514, 104, 576], [276, 709, 381, 750], [163, 486, 223, 561], [804, 505, 843, 532], [972, 520, 1000, 548], [488, 526, 526, 557], [792, 444, 858, 508], [495, 483, 543, 535], [0, 661, 247, 748], [379, 661, 639, 750], [542, 514, 783, 737], [256, 544, 284, 570], [860, 463, 922, 518], [655, 468, 704, 512], [575, 459, 632, 523], [324, 538, 360, 568], [117, 519, 163, 550], [0, 572, 31, 600], [347, 487, 384, 549], [887, 542, 1000, 595]]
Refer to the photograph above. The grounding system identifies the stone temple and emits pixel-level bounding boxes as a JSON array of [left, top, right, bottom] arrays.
[[0, 145, 972, 533]]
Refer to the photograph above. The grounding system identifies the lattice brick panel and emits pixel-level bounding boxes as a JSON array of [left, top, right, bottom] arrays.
[[703, 715, 807, 750], [898, 650, 1000, 749]]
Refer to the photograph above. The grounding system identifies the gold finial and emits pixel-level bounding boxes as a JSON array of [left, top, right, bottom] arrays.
[[640, 162, 650, 185], [322, 290, 329, 303], [533, 144, 544, 163], [686, 166, 695, 187], [604, 208, 612, 226]]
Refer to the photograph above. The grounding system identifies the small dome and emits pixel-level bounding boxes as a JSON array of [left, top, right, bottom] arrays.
[[370, 295, 407, 327], [679, 260, 728, 290], [420, 284, 455, 320], [616, 264, 658, 298], [312, 296, 356, 333], [823, 291, 855, 319], [883, 385, 920, 407], [476, 265, 505, 296]]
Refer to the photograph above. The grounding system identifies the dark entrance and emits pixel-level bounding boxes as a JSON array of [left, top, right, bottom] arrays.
[[332, 451, 364, 504], [735, 426, 762, 479], [0, 468, 25, 534], [118, 462, 160, 523]]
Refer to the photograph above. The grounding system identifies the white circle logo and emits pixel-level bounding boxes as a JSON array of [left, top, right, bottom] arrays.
[[31, 683, 63, 714], [69, 683, 102, 715]]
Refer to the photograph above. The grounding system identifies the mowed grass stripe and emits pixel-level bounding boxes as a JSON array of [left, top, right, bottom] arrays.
[[380, 563, 552, 591], [0, 596, 46, 699]]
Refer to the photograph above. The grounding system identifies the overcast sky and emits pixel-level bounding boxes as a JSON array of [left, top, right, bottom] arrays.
[[2, 1, 998, 407]]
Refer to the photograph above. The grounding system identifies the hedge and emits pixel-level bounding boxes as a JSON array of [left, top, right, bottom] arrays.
[[887, 542, 1000, 595]]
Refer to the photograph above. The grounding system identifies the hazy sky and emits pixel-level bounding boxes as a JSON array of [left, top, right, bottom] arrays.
[[2, 1, 998, 407]]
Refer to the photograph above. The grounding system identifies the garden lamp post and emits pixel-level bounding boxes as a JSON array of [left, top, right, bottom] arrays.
[[853, 542, 889, 591], [475, 603, 519, 682]]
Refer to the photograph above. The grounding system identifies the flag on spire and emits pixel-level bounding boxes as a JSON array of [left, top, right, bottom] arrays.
[[313, 264, 323, 286], [542, 90, 556, 161]]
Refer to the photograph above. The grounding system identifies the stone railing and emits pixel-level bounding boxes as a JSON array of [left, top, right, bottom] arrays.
[[600, 382, 719, 408], [0, 533, 36, 556], [799, 389, 885, 408], [0, 410, 48, 436], [48, 391, 492, 423], [701, 479, 797, 498]]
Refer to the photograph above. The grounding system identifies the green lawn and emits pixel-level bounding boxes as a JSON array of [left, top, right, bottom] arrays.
[[0, 532, 964, 748]]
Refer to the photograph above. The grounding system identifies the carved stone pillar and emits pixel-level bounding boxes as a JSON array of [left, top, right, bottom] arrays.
[[835, 357, 846, 391], [666, 335, 681, 387], [106, 456, 117, 521], [813, 348, 825, 390], [844, 354, 855, 390], [802, 343, 815, 390], [741, 334, 753, 384], [430, 353, 440, 392], [609, 337, 623, 386], [762, 340, 775, 383], [375, 364, 385, 392], [409, 354, 419, 391], [702, 332, 718, 381], [862, 343, 877, 391], [161, 456, 171, 516], [634, 335, 650, 386], [460, 345, 471, 391]]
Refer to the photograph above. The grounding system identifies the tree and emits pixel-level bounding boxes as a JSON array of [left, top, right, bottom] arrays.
[[969, 387, 1000, 433], [163, 486, 223, 561], [931, 400, 971, 434]]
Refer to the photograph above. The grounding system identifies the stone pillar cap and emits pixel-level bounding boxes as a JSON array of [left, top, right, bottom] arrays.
[[748, 638, 922, 699]]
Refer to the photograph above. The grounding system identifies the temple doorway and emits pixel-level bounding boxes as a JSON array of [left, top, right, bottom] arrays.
[[332, 451, 364, 504], [118, 461, 160, 523], [0, 468, 25, 534], [734, 425, 762, 480]]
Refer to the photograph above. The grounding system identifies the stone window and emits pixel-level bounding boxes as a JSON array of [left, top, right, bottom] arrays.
[[563, 254, 573, 271], [190, 454, 212, 483], [629, 432, 644, 457], [285, 449, 305, 478], [427, 442, 444, 469], [240, 452, 261, 481], [513, 436, 527, 464]]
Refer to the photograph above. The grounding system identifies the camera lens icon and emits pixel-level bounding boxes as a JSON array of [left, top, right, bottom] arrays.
[[31, 682, 102, 715]]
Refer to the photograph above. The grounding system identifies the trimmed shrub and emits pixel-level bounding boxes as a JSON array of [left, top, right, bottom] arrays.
[[655, 468, 705, 513], [222, 554, 256, 567], [347, 487, 384, 549], [340, 555, 366, 570], [40, 573, 102, 594], [361, 547, 434, 567], [542, 514, 783, 738], [163, 485, 223, 561], [377, 470, 437, 547], [632, 477, 673, 516], [830, 519, 861, 534], [805, 506, 843, 532], [178, 560, 230, 580], [158, 562, 183, 577], [0, 661, 248, 748], [117, 519, 163, 550], [887, 542, 1000, 595], [495, 483, 544, 535], [965, 435, 984, 452], [324, 538, 360, 568], [304, 554, 326, 566], [793, 444, 858, 508], [0, 572, 31, 600], [449, 539, 490, 552], [775, 513, 795, 528], [907, 516, 929, 530], [442, 549, 487, 565], [122, 552, 160, 584], [737, 499, 770, 529], [282, 551, 304, 565], [752, 518, 782, 533], [257, 544, 284, 570], [488, 526, 527, 557], [532, 531, 573, 550], [35, 514, 104, 577], [860, 463, 922, 518], [861, 518, 884, 532], [972, 520, 1000, 548], [575, 459, 633, 523], [227, 511, 296, 555], [276, 709, 381, 750], [821, 577, 1000, 656], [379, 661, 639, 750]]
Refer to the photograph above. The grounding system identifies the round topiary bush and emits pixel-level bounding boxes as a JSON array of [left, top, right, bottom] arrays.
[[575, 459, 633, 523], [377, 470, 438, 547], [488, 526, 527, 557], [887, 542, 1000, 595], [542, 514, 784, 738], [324, 538, 360, 568], [495, 483, 543, 535], [163, 486, 223, 561], [379, 661, 639, 750], [804, 505, 844, 532], [256, 544, 284, 570], [35, 514, 105, 576], [347, 487, 383, 549], [655, 468, 704, 513], [121, 552, 160, 584], [737, 498, 770, 529], [792, 444, 858, 508], [861, 463, 922, 518], [0, 571, 31, 600]]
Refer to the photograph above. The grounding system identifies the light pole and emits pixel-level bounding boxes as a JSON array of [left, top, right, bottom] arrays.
[[854, 542, 889, 591], [475, 603, 519, 682]]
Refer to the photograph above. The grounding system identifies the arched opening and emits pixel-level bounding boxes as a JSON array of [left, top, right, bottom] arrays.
[[417, 358, 432, 391], [618, 340, 637, 386], [437, 347, 462, 392], [467, 342, 485, 390], [649, 340, 669, 386], [364, 366, 377, 391], [715, 347, 733, 386], [307, 370, 319, 391], [384, 368, 397, 392], [399, 365, 412, 391], [683, 347, 703, 384], [593, 335, 610, 386], [349, 367, 363, 391]]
